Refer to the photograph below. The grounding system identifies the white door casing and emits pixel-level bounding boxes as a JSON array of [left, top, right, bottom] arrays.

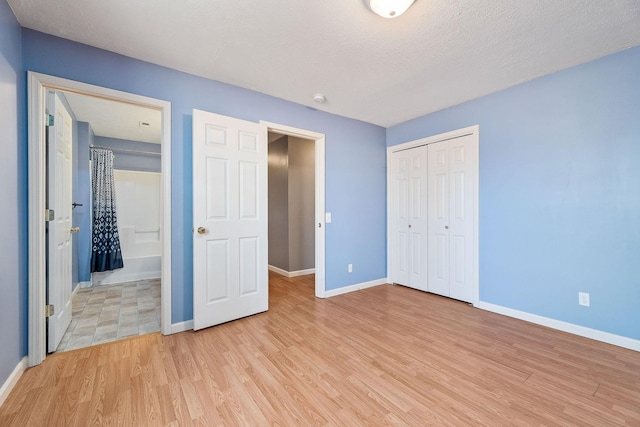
[[261, 121, 326, 299], [428, 134, 476, 302], [193, 109, 268, 330], [47, 92, 73, 352], [389, 145, 428, 291], [28, 72, 172, 367]]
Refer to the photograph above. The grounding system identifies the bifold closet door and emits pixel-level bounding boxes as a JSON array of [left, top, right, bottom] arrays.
[[427, 135, 475, 302], [390, 145, 428, 291]]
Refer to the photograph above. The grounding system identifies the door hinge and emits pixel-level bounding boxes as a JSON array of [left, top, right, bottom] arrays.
[[46, 114, 54, 127], [45, 209, 54, 221], [45, 304, 55, 318]]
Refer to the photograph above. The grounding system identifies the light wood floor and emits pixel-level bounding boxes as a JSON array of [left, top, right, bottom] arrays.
[[2, 272, 639, 426]]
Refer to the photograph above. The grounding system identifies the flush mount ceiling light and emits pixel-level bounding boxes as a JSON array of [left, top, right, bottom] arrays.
[[312, 93, 327, 103], [369, 0, 415, 18]]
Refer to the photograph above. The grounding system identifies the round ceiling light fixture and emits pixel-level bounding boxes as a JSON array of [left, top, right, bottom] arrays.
[[369, 0, 415, 18], [312, 93, 327, 103]]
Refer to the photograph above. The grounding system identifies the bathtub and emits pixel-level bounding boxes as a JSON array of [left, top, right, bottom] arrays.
[[91, 255, 161, 286]]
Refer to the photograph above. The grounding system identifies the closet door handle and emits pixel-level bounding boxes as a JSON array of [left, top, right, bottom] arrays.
[[445, 225, 449, 229], [197, 227, 207, 235]]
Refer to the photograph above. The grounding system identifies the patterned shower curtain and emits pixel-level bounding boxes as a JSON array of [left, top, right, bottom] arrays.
[[90, 148, 124, 273]]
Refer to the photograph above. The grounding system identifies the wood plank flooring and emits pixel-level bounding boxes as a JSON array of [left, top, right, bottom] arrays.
[[2, 272, 639, 426]]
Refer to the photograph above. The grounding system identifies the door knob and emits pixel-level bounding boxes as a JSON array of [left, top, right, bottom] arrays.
[[445, 225, 449, 229], [70, 227, 80, 233], [197, 227, 207, 235]]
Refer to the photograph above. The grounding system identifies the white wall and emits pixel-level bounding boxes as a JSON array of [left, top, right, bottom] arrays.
[[92, 170, 161, 285], [114, 170, 161, 258]]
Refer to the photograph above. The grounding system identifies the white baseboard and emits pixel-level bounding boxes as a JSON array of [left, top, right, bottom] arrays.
[[173, 278, 387, 331], [268, 265, 315, 278], [79, 281, 91, 289], [289, 268, 315, 277], [324, 278, 388, 298], [268, 265, 289, 276], [476, 301, 640, 352], [72, 283, 81, 298], [171, 320, 194, 334], [0, 357, 27, 408]]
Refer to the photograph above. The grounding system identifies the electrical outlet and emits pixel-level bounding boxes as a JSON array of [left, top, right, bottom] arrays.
[[578, 292, 590, 307], [348, 263, 353, 273]]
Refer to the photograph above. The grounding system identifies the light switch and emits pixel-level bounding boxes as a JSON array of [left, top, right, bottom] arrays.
[[325, 212, 332, 223]]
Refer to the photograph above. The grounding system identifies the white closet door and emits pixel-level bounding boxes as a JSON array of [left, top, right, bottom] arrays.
[[448, 136, 475, 302], [390, 145, 428, 291], [427, 142, 450, 296], [427, 134, 475, 302]]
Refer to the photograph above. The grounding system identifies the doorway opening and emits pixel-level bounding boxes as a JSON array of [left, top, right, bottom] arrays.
[[262, 122, 326, 298], [267, 133, 315, 275], [53, 90, 163, 352], [27, 72, 172, 366]]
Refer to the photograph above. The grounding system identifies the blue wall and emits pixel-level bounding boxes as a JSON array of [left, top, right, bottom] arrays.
[[70, 103, 80, 289], [388, 46, 640, 341], [0, 0, 26, 388], [22, 29, 388, 323], [93, 137, 161, 173], [75, 122, 93, 284], [56, 93, 82, 289]]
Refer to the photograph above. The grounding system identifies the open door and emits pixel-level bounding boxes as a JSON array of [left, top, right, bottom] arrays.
[[46, 92, 74, 352], [192, 109, 268, 330]]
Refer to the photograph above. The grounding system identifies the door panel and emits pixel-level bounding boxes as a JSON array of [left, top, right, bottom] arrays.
[[408, 149, 428, 290], [396, 230, 409, 281], [390, 146, 428, 291], [448, 136, 475, 302], [47, 92, 73, 352], [428, 135, 475, 302], [207, 157, 228, 219], [239, 161, 258, 218], [392, 157, 410, 286], [239, 237, 259, 295], [428, 143, 450, 297], [206, 239, 229, 302], [193, 109, 268, 330]]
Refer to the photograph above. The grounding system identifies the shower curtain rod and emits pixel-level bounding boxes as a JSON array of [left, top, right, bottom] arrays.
[[90, 145, 161, 156]]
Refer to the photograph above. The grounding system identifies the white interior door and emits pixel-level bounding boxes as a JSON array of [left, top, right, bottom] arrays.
[[427, 134, 475, 302], [47, 92, 73, 352], [390, 145, 428, 291], [192, 109, 268, 330]]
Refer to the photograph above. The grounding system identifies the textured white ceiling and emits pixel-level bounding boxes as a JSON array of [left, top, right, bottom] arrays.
[[10, 0, 640, 127], [63, 92, 162, 144]]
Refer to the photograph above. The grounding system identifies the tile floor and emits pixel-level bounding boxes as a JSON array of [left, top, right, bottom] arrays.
[[56, 279, 161, 352]]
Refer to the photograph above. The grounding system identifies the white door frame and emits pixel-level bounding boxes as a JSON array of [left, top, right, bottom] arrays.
[[27, 72, 173, 366], [260, 121, 326, 298], [387, 125, 479, 305]]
